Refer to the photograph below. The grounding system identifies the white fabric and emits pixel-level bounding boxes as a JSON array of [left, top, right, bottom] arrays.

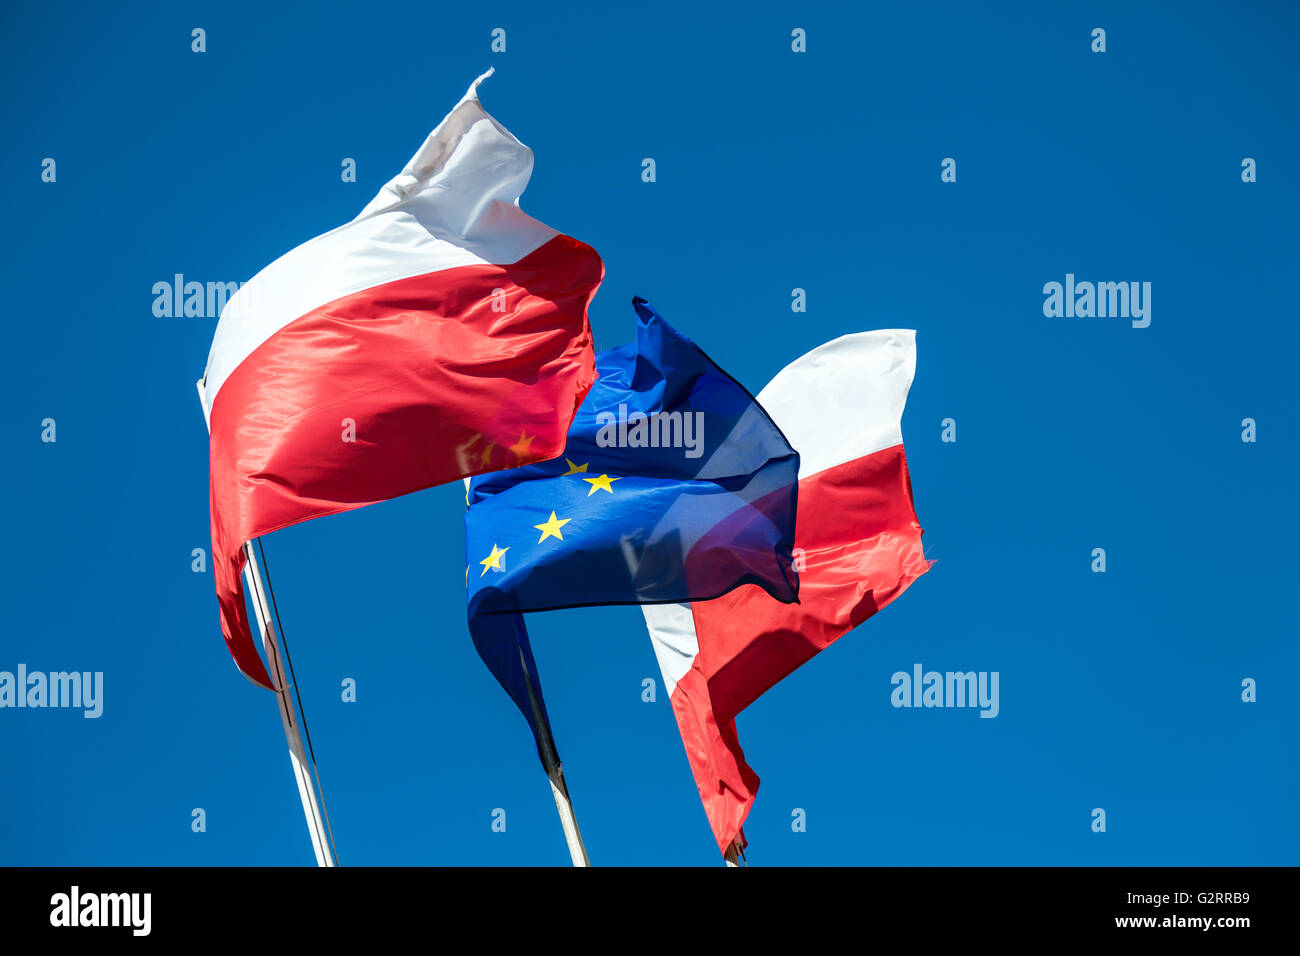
[[758, 330, 916, 480], [641, 602, 699, 697], [201, 69, 556, 413]]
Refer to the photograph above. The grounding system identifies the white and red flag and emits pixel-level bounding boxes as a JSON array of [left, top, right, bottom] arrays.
[[201, 70, 603, 688], [641, 330, 931, 854]]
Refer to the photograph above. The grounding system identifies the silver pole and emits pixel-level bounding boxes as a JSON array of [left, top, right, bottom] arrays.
[[199, 380, 336, 867]]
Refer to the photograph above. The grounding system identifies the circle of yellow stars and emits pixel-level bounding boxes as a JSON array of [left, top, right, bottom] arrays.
[[471, 457, 622, 581]]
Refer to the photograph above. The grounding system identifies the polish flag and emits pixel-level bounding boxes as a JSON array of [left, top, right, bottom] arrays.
[[641, 330, 931, 854], [201, 70, 603, 689]]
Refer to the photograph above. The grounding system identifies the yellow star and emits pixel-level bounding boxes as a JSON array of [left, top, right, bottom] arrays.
[[479, 543, 509, 576], [583, 473, 620, 496], [509, 430, 536, 460], [561, 458, 588, 476], [479, 442, 496, 467], [533, 511, 571, 543]]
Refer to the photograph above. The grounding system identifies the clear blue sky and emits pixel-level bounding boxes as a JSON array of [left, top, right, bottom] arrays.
[[2, 1, 1296, 865]]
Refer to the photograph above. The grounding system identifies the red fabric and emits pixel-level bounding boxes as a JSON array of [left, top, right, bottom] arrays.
[[208, 235, 603, 687], [668, 665, 758, 855], [675, 443, 931, 852]]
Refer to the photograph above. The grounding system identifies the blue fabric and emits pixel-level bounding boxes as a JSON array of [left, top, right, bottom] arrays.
[[464, 298, 799, 755]]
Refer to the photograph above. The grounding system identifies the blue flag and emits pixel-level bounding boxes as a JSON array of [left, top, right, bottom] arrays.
[[464, 298, 799, 762]]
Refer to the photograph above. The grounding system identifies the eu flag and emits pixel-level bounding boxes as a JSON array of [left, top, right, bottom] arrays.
[[464, 298, 799, 760]]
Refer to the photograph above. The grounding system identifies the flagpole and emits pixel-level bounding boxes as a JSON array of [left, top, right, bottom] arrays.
[[546, 766, 590, 867], [198, 381, 337, 867], [519, 645, 590, 866], [242, 541, 337, 867], [723, 839, 745, 867]]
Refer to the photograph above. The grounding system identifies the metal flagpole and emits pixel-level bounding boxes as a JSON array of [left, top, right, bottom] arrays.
[[546, 766, 590, 867], [198, 381, 337, 867], [242, 540, 337, 867], [723, 839, 746, 867], [519, 644, 590, 866]]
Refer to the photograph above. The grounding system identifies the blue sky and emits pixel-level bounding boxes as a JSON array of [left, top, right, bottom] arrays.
[[1, 1, 1297, 865]]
